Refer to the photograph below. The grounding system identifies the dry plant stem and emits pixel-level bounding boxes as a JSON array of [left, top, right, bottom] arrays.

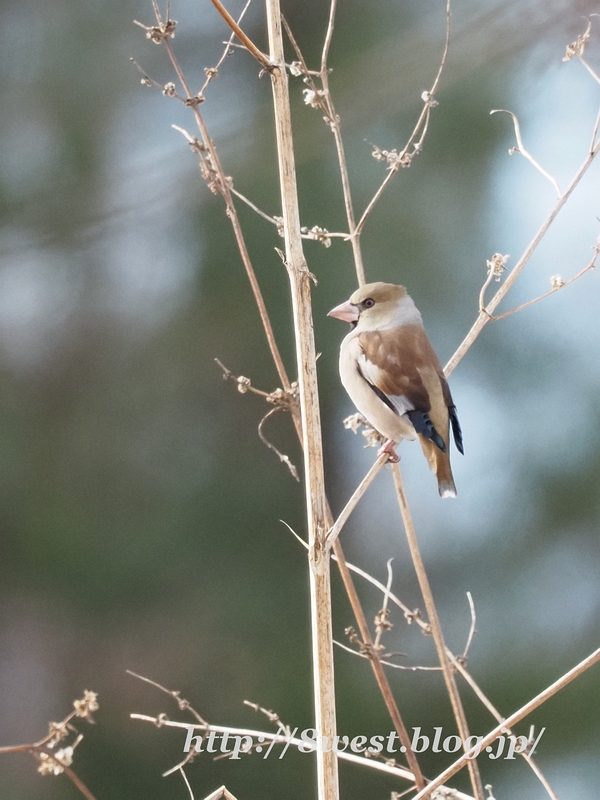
[[130, 714, 434, 786], [201, 0, 253, 96], [188, 7, 423, 774], [265, 2, 337, 797], [37, 751, 98, 800], [491, 109, 562, 198], [203, 786, 239, 800], [330, 537, 426, 788], [445, 138, 600, 377], [334, 639, 441, 672], [491, 249, 598, 321], [578, 55, 600, 86], [326, 453, 387, 546], [179, 767, 195, 800], [320, 0, 366, 285], [159, 33, 302, 440], [391, 463, 485, 800], [411, 648, 600, 800], [209, 0, 271, 70], [448, 655, 560, 800], [280, 13, 365, 283], [352, 0, 451, 239], [0, 744, 97, 800], [461, 591, 476, 662], [590, 104, 600, 151], [335, 556, 560, 799]]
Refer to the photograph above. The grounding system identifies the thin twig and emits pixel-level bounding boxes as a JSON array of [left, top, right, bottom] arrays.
[[319, 0, 366, 285], [326, 453, 387, 546], [230, 186, 347, 243], [373, 558, 394, 650], [449, 655, 560, 800], [179, 768, 195, 800], [331, 538, 425, 787], [490, 247, 598, 321], [126, 670, 208, 725], [281, 13, 365, 283], [200, 0, 253, 96], [332, 553, 560, 799], [590, 104, 600, 152], [229, 186, 281, 226], [331, 552, 430, 632], [461, 592, 477, 663], [391, 463, 485, 800], [577, 55, 600, 86], [411, 648, 600, 800], [154, 27, 297, 430], [202, 787, 239, 800], [490, 109, 562, 198], [478, 260, 499, 315], [445, 137, 600, 377], [37, 749, 97, 800], [334, 640, 441, 671], [353, 0, 451, 238], [332, 545, 564, 800], [130, 713, 477, 794], [258, 406, 300, 481], [209, 0, 272, 71]]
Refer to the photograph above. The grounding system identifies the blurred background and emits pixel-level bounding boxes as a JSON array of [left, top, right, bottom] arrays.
[[1, 0, 599, 797]]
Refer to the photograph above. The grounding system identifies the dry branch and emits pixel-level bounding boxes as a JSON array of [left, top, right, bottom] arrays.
[[391, 464, 485, 800], [265, 2, 337, 797], [411, 649, 600, 799]]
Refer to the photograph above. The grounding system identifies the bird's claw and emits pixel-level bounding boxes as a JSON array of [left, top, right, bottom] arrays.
[[378, 439, 399, 463]]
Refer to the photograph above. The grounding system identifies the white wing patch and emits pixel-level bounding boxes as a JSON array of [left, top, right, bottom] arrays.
[[356, 352, 414, 416]]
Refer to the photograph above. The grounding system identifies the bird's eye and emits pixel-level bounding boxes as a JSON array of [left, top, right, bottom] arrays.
[[362, 298, 375, 309]]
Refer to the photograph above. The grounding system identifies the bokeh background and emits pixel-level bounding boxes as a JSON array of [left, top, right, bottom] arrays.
[[1, 0, 599, 797]]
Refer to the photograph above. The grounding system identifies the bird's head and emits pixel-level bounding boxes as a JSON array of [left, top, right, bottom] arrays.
[[328, 282, 418, 330]]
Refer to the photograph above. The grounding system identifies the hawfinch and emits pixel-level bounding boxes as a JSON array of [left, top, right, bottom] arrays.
[[328, 282, 463, 498]]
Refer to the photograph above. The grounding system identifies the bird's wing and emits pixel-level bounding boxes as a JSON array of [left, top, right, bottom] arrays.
[[359, 325, 450, 452]]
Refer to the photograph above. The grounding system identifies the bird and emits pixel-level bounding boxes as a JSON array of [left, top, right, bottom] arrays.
[[328, 281, 463, 498]]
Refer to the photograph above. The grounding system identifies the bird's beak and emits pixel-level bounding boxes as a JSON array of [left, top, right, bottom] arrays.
[[327, 300, 359, 323]]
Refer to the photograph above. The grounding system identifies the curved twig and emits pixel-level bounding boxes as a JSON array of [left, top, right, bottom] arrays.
[[490, 109, 562, 198]]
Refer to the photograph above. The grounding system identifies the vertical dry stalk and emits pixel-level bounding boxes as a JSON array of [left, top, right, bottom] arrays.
[[320, 0, 366, 286], [265, 2, 338, 798], [331, 537, 426, 788], [391, 463, 485, 800]]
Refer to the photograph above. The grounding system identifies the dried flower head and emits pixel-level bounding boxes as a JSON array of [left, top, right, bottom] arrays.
[[303, 88, 326, 108], [421, 90, 439, 107], [563, 20, 591, 61], [371, 145, 412, 168], [74, 690, 99, 721], [163, 82, 176, 96], [37, 746, 74, 777], [486, 253, 510, 281], [550, 274, 565, 290], [289, 61, 303, 77], [47, 721, 70, 747], [236, 376, 251, 394], [301, 225, 332, 248], [374, 607, 393, 633]]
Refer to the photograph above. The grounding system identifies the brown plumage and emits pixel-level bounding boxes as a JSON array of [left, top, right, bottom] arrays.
[[328, 282, 463, 498]]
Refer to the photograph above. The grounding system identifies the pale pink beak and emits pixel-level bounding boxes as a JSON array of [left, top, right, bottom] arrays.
[[327, 300, 359, 323]]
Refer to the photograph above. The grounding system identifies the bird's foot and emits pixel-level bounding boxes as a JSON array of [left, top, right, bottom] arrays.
[[378, 439, 399, 463]]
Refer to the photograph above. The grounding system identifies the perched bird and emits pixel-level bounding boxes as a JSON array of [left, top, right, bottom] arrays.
[[328, 281, 463, 498]]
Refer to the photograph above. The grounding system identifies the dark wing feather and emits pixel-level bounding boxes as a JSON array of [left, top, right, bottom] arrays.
[[359, 327, 448, 452]]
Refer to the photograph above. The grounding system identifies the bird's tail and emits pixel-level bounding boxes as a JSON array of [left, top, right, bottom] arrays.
[[419, 436, 457, 498]]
